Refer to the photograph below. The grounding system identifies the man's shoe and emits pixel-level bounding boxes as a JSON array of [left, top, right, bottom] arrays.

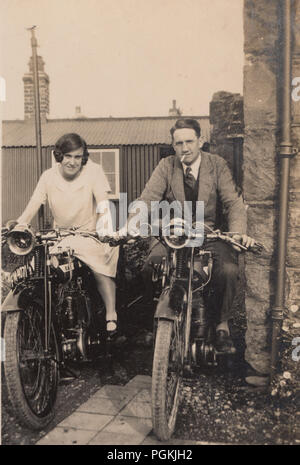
[[215, 330, 236, 354], [245, 364, 269, 387]]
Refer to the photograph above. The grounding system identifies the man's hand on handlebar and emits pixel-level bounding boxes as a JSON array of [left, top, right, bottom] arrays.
[[231, 233, 256, 252]]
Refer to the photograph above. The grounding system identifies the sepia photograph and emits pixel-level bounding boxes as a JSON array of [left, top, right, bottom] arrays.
[[0, 0, 299, 448]]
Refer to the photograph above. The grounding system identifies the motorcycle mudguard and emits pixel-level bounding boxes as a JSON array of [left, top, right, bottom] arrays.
[[154, 287, 185, 321], [1, 287, 40, 313], [1, 290, 23, 312]]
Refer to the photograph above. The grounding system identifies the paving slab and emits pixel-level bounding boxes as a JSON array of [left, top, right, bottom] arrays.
[[120, 400, 152, 418], [78, 396, 129, 415], [132, 388, 151, 403], [88, 430, 147, 445], [103, 415, 153, 438], [37, 427, 97, 445], [36, 375, 205, 446], [92, 384, 140, 400], [59, 412, 114, 431], [126, 375, 152, 388]]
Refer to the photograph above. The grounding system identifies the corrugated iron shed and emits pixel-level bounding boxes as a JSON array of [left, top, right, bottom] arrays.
[[2, 116, 210, 147]]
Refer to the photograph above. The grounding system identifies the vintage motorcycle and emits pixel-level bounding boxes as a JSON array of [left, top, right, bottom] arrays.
[[100, 220, 263, 442], [146, 220, 262, 441], [1, 224, 143, 430]]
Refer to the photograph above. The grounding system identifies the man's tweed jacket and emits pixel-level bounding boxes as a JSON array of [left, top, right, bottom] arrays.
[[137, 151, 247, 234]]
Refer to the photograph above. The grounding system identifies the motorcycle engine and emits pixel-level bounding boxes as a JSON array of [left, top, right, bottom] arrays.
[[59, 279, 96, 361]]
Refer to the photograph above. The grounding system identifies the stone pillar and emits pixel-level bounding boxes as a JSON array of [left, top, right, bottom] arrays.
[[289, 1, 300, 325], [210, 91, 245, 200], [23, 55, 50, 120], [243, 0, 300, 374], [210, 91, 244, 175]]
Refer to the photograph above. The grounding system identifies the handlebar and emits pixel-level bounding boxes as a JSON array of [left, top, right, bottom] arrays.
[[36, 228, 99, 242], [2, 224, 264, 254], [97, 230, 264, 254], [205, 231, 263, 254]]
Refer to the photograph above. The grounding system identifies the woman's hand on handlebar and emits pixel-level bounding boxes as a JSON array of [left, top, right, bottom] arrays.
[[119, 225, 141, 237], [96, 226, 141, 246], [6, 220, 18, 231]]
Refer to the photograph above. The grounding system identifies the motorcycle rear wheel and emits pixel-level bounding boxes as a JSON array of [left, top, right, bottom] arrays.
[[151, 318, 184, 441], [4, 303, 59, 430]]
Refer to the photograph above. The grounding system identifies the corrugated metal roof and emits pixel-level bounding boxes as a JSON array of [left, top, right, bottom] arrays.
[[2, 116, 211, 147]]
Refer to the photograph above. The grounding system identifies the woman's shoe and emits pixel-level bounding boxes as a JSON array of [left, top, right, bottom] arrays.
[[106, 320, 118, 340]]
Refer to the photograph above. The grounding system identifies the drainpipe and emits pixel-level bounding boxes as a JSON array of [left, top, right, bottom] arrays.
[[270, 0, 298, 383]]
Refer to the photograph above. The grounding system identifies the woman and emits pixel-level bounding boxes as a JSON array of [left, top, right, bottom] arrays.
[[16, 133, 119, 336]]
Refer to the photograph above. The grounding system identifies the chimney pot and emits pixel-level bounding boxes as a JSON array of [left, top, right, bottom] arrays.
[[169, 99, 181, 117]]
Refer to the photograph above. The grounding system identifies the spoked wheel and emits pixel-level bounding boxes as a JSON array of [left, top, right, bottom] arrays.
[[151, 317, 184, 441], [4, 303, 59, 430]]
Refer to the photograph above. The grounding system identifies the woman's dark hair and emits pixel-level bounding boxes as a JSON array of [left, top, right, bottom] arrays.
[[53, 133, 89, 165], [170, 118, 201, 139]]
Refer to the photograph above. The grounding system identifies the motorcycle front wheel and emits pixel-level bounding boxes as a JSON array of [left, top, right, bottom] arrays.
[[4, 303, 59, 430], [151, 318, 184, 441]]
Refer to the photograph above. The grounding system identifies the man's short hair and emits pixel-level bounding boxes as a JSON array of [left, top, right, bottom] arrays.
[[170, 118, 201, 139]]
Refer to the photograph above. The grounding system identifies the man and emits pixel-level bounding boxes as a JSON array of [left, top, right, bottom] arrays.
[[128, 118, 266, 383]]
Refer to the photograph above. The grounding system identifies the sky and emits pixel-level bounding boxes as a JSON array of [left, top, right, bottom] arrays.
[[0, 0, 244, 120]]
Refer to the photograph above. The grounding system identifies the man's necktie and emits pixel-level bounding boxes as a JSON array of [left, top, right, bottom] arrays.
[[184, 167, 197, 191]]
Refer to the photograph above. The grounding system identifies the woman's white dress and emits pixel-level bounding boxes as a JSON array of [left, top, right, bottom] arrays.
[[17, 160, 119, 277]]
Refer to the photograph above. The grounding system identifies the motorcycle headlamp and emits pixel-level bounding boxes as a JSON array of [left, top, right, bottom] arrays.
[[162, 219, 205, 249], [163, 218, 190, 249], [7, 224, 35, 256]]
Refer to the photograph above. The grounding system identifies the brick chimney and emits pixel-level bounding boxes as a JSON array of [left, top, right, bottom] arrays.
[[23, 55, 49, 120], [169, 99, 181, 117]]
